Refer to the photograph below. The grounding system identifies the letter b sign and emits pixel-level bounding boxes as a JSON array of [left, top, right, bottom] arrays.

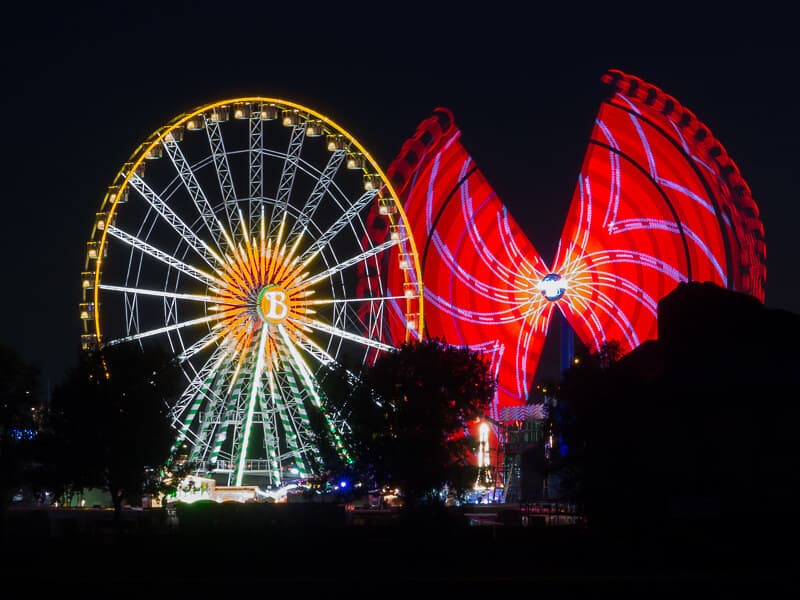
[[258, 285, 290, 323]]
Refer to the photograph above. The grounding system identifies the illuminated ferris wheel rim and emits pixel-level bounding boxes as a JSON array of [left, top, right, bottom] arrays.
[[85, 96, 425, 343]]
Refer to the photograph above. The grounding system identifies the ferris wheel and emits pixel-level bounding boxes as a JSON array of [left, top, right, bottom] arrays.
[[79, 98, 423, 488]]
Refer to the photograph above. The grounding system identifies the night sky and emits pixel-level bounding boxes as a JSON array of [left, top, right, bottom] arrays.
[[2, 3, 798, 390]]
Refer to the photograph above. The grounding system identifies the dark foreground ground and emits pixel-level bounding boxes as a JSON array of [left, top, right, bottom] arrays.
[[1, 503, 796, 594]]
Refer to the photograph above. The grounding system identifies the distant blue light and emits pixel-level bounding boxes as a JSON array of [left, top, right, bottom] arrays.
[[10, 428, 37, 441], [339, 480, 348, 488]]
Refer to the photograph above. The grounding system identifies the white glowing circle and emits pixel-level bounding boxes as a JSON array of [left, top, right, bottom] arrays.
[[539, 273, 566, 301]]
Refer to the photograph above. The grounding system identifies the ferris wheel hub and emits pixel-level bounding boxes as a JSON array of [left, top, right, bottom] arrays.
[[539, 273, 566, 301], [257, 284, 291, 324]]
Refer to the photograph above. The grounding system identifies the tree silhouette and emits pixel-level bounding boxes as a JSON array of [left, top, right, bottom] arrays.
[[319, 338, 495, 505], [548, 340, 622, 509], [48, 343, 182, 520], [551, 283, 800, 540], [0, 344, 40, 507]]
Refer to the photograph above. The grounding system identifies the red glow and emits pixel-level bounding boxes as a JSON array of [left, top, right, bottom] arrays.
[[377, 71, 766, 421]]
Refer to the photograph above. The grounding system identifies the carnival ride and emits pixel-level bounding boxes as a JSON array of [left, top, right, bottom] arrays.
[[80, 71, 766, 494], [383, 69, 766, 426], [79, 99, 422, 487]]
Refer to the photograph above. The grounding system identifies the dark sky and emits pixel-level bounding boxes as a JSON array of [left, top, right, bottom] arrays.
[[2, 3, 798, 388]]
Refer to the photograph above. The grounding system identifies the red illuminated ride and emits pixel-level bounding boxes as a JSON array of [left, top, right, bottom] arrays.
[[377, 69, 766, 423]]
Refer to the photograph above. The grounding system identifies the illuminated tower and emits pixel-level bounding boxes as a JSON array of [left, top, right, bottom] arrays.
[[474, 422, 494, 493]]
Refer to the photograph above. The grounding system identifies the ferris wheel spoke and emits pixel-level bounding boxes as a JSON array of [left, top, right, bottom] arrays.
[[107, 225, 221, 288], [234, 324, 269, 485], [99, 284, 215, 303], [127, 174, 223, 268], [277, 324, 322, 407], [286, 149, 347, 247], [298, 189, 378, 264], [268, 125, 305, 239], [343, 300, 382, 342], [308, 294, 407, 306], [205, 120, 241, 240], [248, 117, 264, 235], [297, 317, 395, 352], [105, 313, 222, 347], [209, 341, 257, 469], [161, 139, 230, 254], [170, 344, 229, 427], [259, 370, 283, 486], [189, 354, 238, 466], [291, 333, 337, 368], [271, 343, 313, 476], [304, 237, 403, 287], [292, 334, 360, 398], [279, 326, 353, 465], [177, 328, 224, 363]]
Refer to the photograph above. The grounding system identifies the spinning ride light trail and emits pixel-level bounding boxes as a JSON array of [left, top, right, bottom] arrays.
[[382, 70, 766, 423]]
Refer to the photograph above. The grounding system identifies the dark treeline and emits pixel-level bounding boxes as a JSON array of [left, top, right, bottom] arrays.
[[550, 281, 800, 545], [1, 282, 798, 589]]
